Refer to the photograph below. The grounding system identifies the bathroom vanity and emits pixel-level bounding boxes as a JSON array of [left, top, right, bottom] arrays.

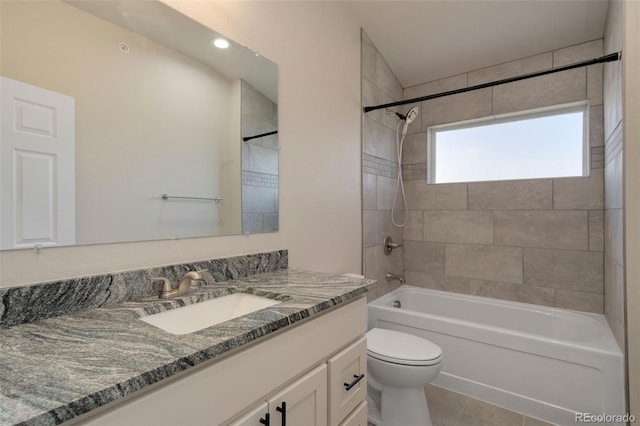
[[0, 267, 372, 426]]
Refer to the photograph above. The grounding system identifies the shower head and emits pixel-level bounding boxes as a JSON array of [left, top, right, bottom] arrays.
[[393, 106, 419, 124], [405, 106, 419, 124]]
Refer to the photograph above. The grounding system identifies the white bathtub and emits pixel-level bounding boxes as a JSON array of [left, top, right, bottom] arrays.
[[368, 286, 625, 426]]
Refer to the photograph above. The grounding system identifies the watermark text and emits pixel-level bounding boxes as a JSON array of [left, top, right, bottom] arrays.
[[576, 413, 636, 423]]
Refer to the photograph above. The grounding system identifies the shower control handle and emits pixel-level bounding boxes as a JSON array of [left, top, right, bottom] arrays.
[[383, 236, 402, 255]]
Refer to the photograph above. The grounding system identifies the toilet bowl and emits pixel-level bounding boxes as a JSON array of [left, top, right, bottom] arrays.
[[366, 328, 443, 426]]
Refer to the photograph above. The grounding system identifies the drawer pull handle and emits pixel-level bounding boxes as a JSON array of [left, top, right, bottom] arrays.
[[344, 373, 365, 391], [259, 413, 270, 426], [276, 401, 286, 426]]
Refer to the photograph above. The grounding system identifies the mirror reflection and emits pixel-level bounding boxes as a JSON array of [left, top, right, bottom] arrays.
[[0, 0, 279, 251]]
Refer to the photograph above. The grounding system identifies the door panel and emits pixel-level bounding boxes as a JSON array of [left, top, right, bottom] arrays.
[[1, 76, 75, 249], [269, 364, 327, 426]]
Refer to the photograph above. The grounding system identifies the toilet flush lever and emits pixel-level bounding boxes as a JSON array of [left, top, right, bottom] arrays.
[[344, 373, 365, 391], [383, 236, 402, 255]]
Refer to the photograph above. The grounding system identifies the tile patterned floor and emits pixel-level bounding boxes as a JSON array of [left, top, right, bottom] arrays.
[[369, 384, 556, 426]]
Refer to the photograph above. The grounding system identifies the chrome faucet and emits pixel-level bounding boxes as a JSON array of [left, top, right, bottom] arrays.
[[151, 270, 206, 299], [386, 273, 406, 284]]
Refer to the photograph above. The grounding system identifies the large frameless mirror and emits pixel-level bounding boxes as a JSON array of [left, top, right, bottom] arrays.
[[0, 0, 279, 251]]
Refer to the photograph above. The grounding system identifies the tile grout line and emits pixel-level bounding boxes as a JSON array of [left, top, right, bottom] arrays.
[[454, 396, 470, 426]]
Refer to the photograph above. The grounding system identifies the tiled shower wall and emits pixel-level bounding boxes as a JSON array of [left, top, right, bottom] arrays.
[[241, 80, 279, 233], [361, 37, 609, 312], [603, 0, 625, 349], [361, 31, 404, 300], [400, 40, 605, 313]]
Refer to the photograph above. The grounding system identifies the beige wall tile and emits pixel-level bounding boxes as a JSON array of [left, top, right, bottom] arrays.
[[361, 38, 376, 85], [363, 173, 376, 210], [377, 210, 403, 245], [468, 179, 552, 210], [468, 53, 552, 86], [588, 64, 603, 106], [604, 257, 625, 336], [402, 132, 427, 165], [524, 248, 603, 293], [603, 60, 622, 139], [365, 245, 404, 301], [405, 271, 470, 294], [604, 260, 625, 349], [403, 73, 467, 101], [556, 289, 604, 313], [590, 104, 604, 147], [363, 246, 380, 280], [469, 279, 555, 306], [404, 240, 446, 275], [423, 211, 493, 244], [494, 210, 588, 250], [553, 39, 603, 67], [446, 244, 523, 284], [362, 79, 402, 130], [589, 210, 604, 252], [364, 117, 397, 162], [375, 50, 402, 101], [363, 210, 377, 248], [422, 87, 492, 129], [604, 150, 623, 209], [405, 181, 467, 210], [376, 175, 396, 210], [404, 210, 423, 241], [604, 208, 624, 265], [553, 169, 603, 209], [493, 68, 586, 115]]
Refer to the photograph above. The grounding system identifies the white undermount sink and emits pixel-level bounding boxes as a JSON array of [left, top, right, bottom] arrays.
[[140, 293, 281, 335]]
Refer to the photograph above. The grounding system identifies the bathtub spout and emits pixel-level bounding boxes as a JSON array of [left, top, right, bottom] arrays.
[[386, 273, 406, 284]]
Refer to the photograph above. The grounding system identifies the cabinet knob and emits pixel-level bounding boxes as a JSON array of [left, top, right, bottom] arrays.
[[344, 373, 365, 391]]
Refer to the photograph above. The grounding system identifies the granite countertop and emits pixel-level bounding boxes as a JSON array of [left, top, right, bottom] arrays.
[[0, 269, 373, 426]]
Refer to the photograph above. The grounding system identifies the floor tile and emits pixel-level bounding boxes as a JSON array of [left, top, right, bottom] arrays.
[[425, 384, 467, 426], [523, 416, 555, 426], [456, 396, 524, 426]]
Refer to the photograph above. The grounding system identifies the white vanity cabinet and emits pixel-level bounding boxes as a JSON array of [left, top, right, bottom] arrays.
[[75, 297, 367, 426], [229, 365, 327, 426]]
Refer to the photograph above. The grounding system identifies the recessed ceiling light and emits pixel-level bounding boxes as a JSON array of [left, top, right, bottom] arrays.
[[212, 38, 229, 49]]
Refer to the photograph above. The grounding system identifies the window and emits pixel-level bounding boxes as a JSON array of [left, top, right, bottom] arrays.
[[427, 102, 588, 184]]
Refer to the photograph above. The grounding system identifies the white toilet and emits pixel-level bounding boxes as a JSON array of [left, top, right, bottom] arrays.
[[366, 328, 443, 426]]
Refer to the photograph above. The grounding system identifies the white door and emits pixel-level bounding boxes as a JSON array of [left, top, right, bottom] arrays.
[[1, 76, 75, 249]]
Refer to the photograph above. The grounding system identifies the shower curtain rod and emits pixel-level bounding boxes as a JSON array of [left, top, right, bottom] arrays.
[[363, 52, 621, 114], [242, 130, 278, 142]]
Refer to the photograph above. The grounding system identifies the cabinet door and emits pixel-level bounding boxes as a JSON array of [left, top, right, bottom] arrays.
[[328, 336, 367, 426], [339, 401, 368, 426], [227, 401, 269, 426], [269, 364, 327, 426]]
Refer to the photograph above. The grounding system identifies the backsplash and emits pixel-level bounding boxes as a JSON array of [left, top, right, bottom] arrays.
[[0, 250, 287, 327]]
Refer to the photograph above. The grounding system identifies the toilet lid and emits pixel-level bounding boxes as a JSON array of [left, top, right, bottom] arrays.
[[367, 328, 442, 366]]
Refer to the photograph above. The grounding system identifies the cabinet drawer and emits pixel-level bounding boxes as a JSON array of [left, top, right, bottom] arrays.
[[339, 401, 368, 426], [328, 336, 367, 426]]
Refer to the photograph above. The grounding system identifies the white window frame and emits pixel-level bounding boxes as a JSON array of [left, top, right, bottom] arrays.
[[427, 101, 590, 184]]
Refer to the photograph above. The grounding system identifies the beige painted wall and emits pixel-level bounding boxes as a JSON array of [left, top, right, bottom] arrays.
[[1, 0, 241, 245], [0, 1, 362, 287]]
